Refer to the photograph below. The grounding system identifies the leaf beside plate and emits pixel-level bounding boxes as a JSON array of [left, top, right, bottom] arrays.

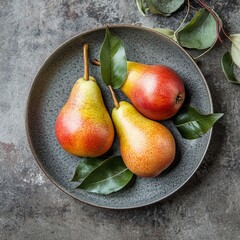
[[154, 28, 177, 42], [177, 8, 220, 49], [135, 0, 149, 16], [146, 0, 184, 16], [221, 51, 240, 84], [229, 34, 240, 69]]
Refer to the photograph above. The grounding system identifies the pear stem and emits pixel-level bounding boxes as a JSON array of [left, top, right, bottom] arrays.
[[108, 85, 119, 109], [83, 43, 89, 80]]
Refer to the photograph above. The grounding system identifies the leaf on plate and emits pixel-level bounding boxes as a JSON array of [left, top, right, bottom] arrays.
[[221, 51, 240, 84], [173, 106, 224, 139], [71, 157, 104, 182], [146, 0, 184, 16], [177, 8, 220, 49], [154, 28, 177, 42], [77, 156, 134, 195], [229, 34, 240, 69], [100, 27, 127, 89]]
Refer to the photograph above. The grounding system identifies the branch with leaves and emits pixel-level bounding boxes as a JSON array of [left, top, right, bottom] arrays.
[[136, 0, 240, 84]]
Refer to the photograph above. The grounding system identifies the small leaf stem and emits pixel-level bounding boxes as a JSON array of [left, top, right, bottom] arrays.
[[135, 0, 148, 16], [195, 0, 232, 44], [174, 0, 190, 35], [108, 85, 119, 109], [92, 59, 101, 66], [193, 0, 229, 59], [188, 1, 197, 10], [194, 40, 217, 60], [83, 43, 89, 80]]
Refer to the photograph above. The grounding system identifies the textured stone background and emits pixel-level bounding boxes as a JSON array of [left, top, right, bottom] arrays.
[[0, 0, 240, 239]]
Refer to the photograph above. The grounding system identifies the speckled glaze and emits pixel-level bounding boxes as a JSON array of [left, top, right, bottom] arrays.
[[26, 25, 213, 209]]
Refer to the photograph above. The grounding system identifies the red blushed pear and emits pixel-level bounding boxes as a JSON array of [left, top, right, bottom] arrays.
[[121, 61, 185, 120], [55, 44, 114, 157]]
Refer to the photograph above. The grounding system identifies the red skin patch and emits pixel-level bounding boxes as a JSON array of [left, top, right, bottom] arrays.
[[122, 63, 185, 120], [56, 109, 113, 157]]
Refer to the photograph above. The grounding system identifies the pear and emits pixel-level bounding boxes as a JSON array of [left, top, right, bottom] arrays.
[[111, 101, 176, 178], [121, 61, 185, 121], [55, 44, 114, 157]]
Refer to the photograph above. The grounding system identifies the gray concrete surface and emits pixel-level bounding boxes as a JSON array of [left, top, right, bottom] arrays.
[[0, 0, 240, 239]]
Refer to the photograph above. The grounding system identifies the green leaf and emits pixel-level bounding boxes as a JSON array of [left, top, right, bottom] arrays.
[[221, 51, 240, 84], [229, 34, 240, 69], [136, 0, 149, 16], [100, 27, 127, 89], [71, 158, 104, 182], [77, 156, 134, 195], [146, 0, 184, 16], [177, 8, 220, 49], [173, 106, 224, 139], [154, 28, 177, 42]]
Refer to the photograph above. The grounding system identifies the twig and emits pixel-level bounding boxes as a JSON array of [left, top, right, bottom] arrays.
[[175, 0, 190, 34]]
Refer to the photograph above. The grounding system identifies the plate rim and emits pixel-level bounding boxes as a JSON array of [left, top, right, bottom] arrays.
[[25, 24, 213, 209]]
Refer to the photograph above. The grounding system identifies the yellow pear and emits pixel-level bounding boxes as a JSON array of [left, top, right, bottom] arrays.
[[112, 101, 176, 177], [55, 44, 114, 157]]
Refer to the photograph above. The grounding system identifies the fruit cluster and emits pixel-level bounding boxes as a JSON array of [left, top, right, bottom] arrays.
[[55, 43, 185, 178]]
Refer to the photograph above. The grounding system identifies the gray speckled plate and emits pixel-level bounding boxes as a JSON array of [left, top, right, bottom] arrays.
[[26, 25, 213, 209]]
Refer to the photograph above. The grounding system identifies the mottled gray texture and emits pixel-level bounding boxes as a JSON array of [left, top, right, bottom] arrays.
[[0, 0, 240, 239]]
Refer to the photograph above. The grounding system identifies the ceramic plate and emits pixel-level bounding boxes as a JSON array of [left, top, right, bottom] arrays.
[[26, 25, 213, 209]]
